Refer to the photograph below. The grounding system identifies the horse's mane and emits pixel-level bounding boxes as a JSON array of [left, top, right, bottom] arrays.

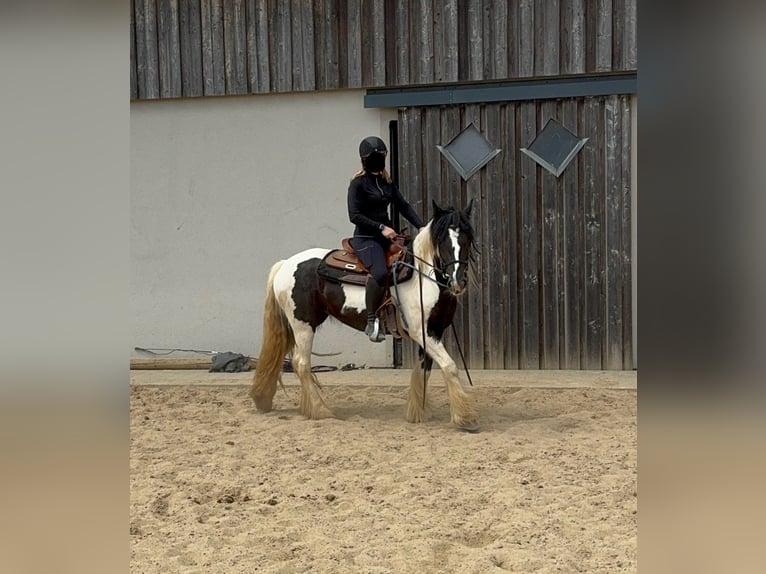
[[413, 206, 476, 274]]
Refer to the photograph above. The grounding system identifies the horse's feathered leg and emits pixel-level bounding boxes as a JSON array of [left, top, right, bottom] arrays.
[[250, 261, 293, 412], [407, 333, 479, 431], [407, 346, 433, 423], [291, 325, 333, 420], [430, 341, 479, 431]]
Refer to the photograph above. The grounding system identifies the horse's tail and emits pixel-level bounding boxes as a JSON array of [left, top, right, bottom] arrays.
[[250, 260, 294, 411]]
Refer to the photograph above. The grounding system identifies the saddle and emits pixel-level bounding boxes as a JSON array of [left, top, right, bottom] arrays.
[[319, 236, 412, 286], [317, 236, 414, 339]]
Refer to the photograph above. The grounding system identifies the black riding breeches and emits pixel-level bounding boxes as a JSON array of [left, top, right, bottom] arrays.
[[352, 236, 389, 285]]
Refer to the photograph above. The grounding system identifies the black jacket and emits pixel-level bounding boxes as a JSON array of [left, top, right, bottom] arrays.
[[347, 172, 424, 238]]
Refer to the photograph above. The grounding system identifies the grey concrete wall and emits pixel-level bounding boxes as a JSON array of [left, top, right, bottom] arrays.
[[131, 90, 398, 367]]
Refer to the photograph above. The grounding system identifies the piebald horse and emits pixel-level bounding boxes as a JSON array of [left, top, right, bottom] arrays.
[[249, 200, 479, 431]]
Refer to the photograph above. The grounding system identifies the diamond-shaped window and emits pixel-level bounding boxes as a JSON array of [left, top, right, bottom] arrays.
[[521, 118, 588, 178], [437, 123, 501, 181]]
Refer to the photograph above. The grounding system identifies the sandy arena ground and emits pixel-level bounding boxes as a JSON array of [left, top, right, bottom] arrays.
[[130, 369, 636, 573]]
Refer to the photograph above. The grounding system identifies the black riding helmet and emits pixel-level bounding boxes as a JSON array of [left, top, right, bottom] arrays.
[[359, 136, 387, 158]]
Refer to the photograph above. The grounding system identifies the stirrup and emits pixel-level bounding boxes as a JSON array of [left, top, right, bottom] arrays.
[[365, 318, 386, 342]]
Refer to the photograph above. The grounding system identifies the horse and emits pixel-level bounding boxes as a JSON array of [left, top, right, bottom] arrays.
[[249, 200, 479, 432]]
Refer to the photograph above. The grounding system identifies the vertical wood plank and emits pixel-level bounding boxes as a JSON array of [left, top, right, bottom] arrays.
[[313, 0, 326, 89], [290, 0, 305, 90], [490, 0, 508, 79], [324, 0, 340, 89], [224, 0, 248, 94], [371, 0, 386, 85], [360, 0, 372, 85], [201, 0, 214, 94], [503, 102, 520, 368], [624, 0, 637, 69], [560, 98, 582, 368], [423, 108, 441, 225], [291, 0, 317, 91], [507, 0, 519, 81], [135, 0, 160, 99], [131, 0, 138, 99], [464, 105, 484, 368], [539, 101, 560, 368], [481, 0, 491, 78], [384, 0, 397, 85], [439, 108, 463, 227], [561, 0, 585, 74], [533, 0, 544, 75], [248, 0, 270, 92], [456, 0, 467, 80], [483, 103, 506, 368], [519, 101, 540, 368], [414, 0, 434, 84], [560, 0, 570, 74], [584, 0, 596, 72], [301, 0, 316, 90], [269, 0, 292, 92], [596, 0, 612, 71], [542, 0, 559, 76], [409, 108, 425, 234], [395, 0, 410, 85], [212, 0, 226, 94], [434, 0, 446, 82], [611, 0, 624, 70], [157, 0, 181, 98], [442, 0, 459, 82], [519, 0, 534, 77], [336, 0, 348, 87], [620, 95, 634, 368], [604, 94, 623, 369], [201, 0, 225, 95], [581, 97, 604, 368], [347, 0, 362, 87], [466, 0, 483, 80], [180, 0, 204, 96]]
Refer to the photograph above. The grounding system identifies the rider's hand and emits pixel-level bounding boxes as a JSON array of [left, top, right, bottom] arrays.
[[382, 226, 397, 240]]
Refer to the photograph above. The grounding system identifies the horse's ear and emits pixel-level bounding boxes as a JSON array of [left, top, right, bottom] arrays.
[[464, 198, 474, 217], [432, 199, 445, 217]]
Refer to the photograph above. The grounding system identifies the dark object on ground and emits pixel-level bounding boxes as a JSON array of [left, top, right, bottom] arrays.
[[209, 352, 252, 373]]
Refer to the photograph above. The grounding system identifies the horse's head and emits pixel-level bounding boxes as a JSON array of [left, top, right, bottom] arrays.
[[428, 199, 475, 295]]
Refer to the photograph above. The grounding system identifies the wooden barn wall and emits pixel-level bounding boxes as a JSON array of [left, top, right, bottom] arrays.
[[131, 0, 638, 100], [398, 94, 633, 370]]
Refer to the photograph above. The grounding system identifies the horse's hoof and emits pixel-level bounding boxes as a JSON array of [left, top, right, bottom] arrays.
[[254, 398, 273, 413], [457, 420, 480, 433]]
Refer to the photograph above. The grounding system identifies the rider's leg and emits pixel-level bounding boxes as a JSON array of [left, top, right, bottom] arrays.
[[364, 274, 387, 342], [364, 246, 389, 343]]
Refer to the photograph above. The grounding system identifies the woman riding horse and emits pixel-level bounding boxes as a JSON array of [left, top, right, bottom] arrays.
[[347, 136, 424, 342], [249, 196, 479, 431]]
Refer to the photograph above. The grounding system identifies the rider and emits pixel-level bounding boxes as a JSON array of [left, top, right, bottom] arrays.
[[348, 136, 424, 342]]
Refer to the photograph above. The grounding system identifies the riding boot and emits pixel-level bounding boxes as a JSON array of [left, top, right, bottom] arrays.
[[364, 276, 387, 343]]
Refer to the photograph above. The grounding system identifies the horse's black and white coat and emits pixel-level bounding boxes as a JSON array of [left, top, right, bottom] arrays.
[[250, 201, 479, 431]]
